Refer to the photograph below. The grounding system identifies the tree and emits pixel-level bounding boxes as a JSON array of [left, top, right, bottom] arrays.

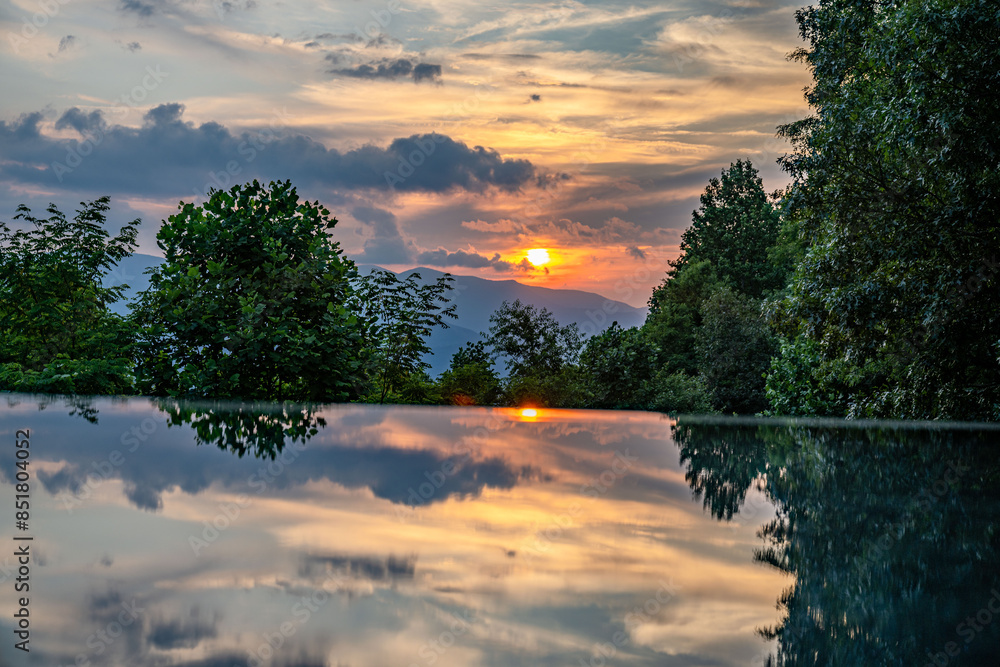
[[578, 322, 656, 410], [696, 287, 777, 414], [644, 259, 721, 376], [0, 198, 138, 394], [437, 341, 501, 406], [354, 269, 456, 404], [485, 300, 585, 407], [486, 299, 583, 378], [768, 0, 1000, 420], [133, 180, 367, 402], [664, 159, 787, 299]]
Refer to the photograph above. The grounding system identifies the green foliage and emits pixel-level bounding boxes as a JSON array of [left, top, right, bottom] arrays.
[[769, 0, 1000, 420], [645, 259, 720, 375], [578, 322, 656, 410], [664, 159, 788, 299], [0, 198, 138, 394], [764, 337, 849, 417], [644, 370, 715, 415], [502, 366, 588, 409], [354, 269, 456, 404], [487, 299, 583, 379], [379, 371, 444, 406], [157, 398, 326, 459], [437, 342, 501, 406], [133, 180, 367, 402], [696, 287, 777, 414]]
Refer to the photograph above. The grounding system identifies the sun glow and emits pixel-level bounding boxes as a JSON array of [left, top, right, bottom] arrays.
[[526, 248, 551, 266]]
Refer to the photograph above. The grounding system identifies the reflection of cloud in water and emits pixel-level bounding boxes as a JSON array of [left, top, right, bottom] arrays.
[[0, 398, 787, 667]]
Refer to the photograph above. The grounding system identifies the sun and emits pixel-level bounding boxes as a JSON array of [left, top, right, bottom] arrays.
[[526, 248, 551, 266]]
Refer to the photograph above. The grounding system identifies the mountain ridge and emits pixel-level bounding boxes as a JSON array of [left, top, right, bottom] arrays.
[[108, 254, 647, 374]]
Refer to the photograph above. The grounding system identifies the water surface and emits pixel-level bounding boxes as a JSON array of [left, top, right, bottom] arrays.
[[0, 396, 997, 666]]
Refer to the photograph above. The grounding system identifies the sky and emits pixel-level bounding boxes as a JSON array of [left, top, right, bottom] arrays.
[[0, 0, 811, 306]]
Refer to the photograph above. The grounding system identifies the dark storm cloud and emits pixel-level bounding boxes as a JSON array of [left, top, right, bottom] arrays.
[[299, 554, 415, 581], [119, 0, 155, 17], [416, 247, 516, 270], [352, 205, 413, 264], [54, 107, 105, 134], [328, 56, 442, 83], [148, 609, 219, 649], [0, 105, 536, 196], [413, 62, 442, 82]]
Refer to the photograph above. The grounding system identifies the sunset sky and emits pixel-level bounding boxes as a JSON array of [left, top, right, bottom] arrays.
[[0, 0, 811, 305]]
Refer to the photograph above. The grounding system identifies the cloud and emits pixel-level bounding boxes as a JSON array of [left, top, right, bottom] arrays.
[[461, 218, 528, 235], [415, 247, 517, 271], [328, 57, 442, 84], [0, 106, 537, 197], [54, 107, 105, 134], [148, 609, 219, 650], [118, 0, 155, 17], [627, 245, 647, 259], [299, 554, 415, 582], [352, 206, 413, 264]]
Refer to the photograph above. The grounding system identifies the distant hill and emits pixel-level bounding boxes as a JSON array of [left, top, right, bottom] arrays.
[[108, 254, 647, 374]]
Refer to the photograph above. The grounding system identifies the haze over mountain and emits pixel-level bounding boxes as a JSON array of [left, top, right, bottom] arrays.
[[109, 254, 647, 374]]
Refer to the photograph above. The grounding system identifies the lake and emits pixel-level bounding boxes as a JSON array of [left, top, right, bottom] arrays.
[[1, 395, 998, 666]]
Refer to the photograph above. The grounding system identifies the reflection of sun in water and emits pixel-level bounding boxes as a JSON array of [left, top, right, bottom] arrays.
[[526, 248, 550, 266]]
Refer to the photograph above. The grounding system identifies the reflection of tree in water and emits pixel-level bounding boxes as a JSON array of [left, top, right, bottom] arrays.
[[5, 393, 101, 423], [674, 419, 1000, 665], [674, 421, 769, 520], [157, 399, 326, 459]]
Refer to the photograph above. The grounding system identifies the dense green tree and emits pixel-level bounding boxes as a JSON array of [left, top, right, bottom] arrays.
[[484, 300, 585, 407], [486, 299, 583, 379], [0, 198, 138, 394], [697, 287, 777, 414], [768, 0, 1000, 420], [133, 180, 368, 402], [437, 341, 501, 406], [662, 159, 788, 299], [157, 398, 326, 459], [644, 259, 721, 375], [578, 322, 656, 410], [354, 269, 456, 404]]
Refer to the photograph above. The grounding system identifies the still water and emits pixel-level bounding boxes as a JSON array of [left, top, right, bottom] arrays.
[[0, 396, 998, 666]]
